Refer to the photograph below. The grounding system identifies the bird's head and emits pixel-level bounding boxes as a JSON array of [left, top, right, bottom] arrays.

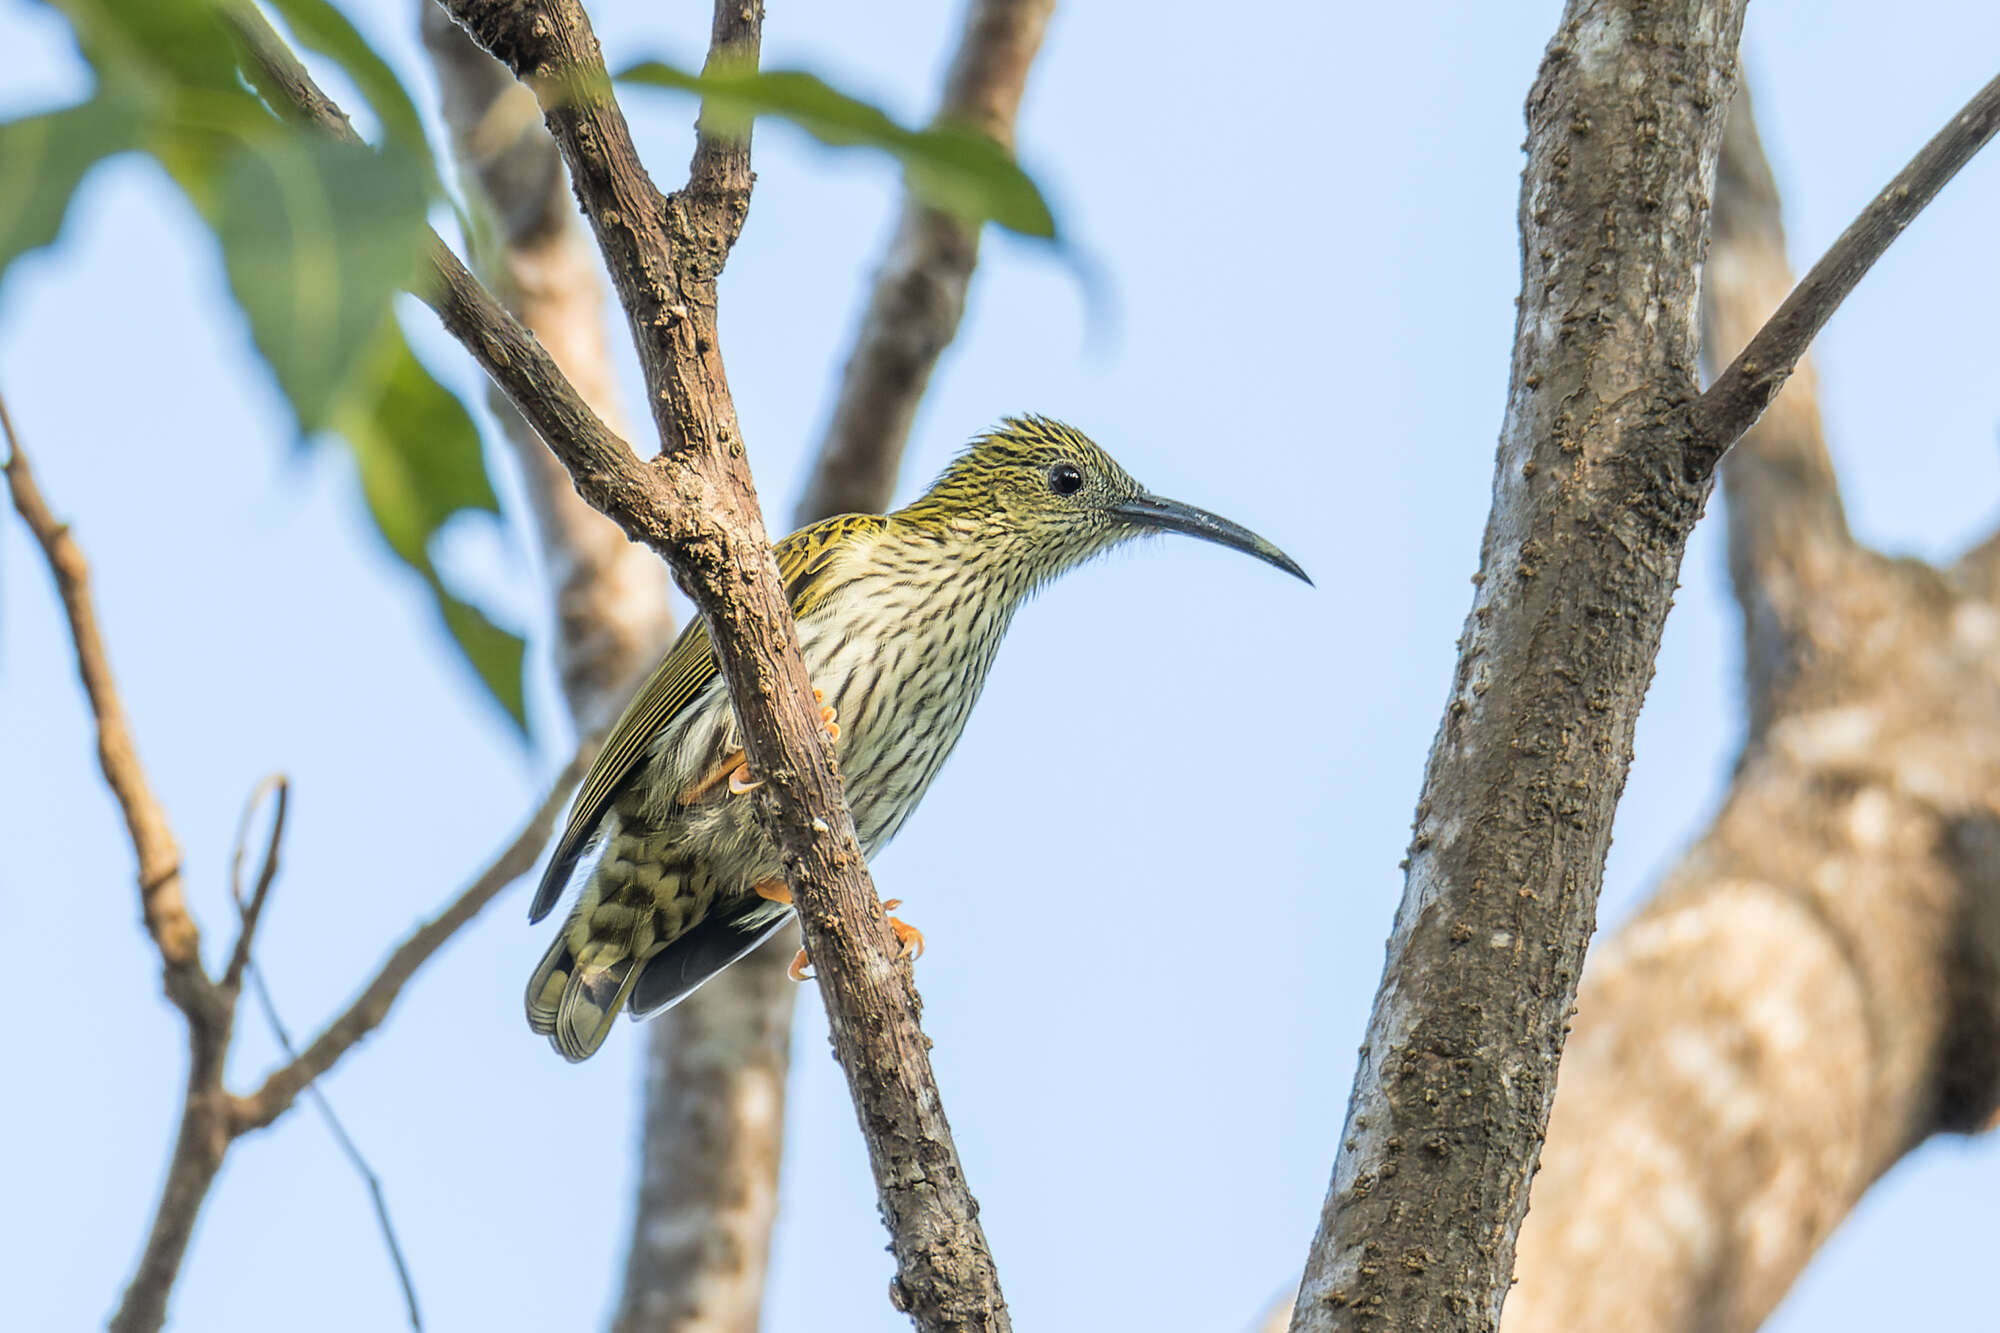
[[907, 415, 1311, 589]]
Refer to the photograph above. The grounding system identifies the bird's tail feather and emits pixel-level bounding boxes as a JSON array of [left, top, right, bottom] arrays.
[[628, 898, 794, 1017], [526, 933, 644, 1063]]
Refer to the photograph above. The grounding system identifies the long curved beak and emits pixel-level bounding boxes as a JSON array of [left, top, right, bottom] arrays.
[[1112, 493, 1312, 585]]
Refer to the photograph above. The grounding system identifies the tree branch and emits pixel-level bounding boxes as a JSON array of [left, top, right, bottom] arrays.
[[1692, 68, 2000, 463], [7, 393, 582, 1333], [419, 3, 1009, 1325], [228, 4, 645, 525], [1292, 27, 2000, 1330], [793, 0, 1055, 524], [6, 395, 230, 1333], [2, 394, 209, 1024], [415, 13, 801, 1331]]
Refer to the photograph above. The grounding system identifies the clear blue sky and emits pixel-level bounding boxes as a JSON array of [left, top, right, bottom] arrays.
[[4, 1, 1999, 1329]]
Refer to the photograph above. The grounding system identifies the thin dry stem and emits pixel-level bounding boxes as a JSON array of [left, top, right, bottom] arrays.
[[9, 381, 594, 1330], [3, 395, 207, 1021], [222, 774, 289, 995], [1693, 68, 2000, 460]]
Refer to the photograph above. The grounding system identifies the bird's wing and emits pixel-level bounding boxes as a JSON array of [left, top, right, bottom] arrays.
[[529, 512, 888, 924]]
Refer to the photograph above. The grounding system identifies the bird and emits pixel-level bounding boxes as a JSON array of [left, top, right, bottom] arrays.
[[526, 415, 1309, 1060]]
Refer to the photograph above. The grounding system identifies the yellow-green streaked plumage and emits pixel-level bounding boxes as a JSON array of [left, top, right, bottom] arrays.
[[527, 416, 1309, 1060]]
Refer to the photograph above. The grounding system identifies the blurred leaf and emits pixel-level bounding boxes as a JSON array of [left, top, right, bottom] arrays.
[[335, 317, 498, 554], [27, 0, 521, 732], [45, 2, 433, 428], [0, 94, 142, 296], [336, 319, 526, 732], [435, 582, 527, 732], [42, 0, 272, 197], [213, 133, 429, 431], [618, 60, 1056, 239], [48, 0, 246, 101], [255, 0, 437, 180]]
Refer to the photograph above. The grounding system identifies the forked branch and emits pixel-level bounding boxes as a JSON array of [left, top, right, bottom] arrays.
[[4, 389, 593, 1333]]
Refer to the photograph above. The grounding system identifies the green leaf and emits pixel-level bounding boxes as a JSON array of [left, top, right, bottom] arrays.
[[435, 581, 528, 732], [255, 0, 437, 180], [213, 133, 430, 431], [617, 60, 1056, 239], [335, 319, 526, 733], [334, 318, 498, 554], [49, 0, 247, 101], [0, 93, 143, 296], [30, 0, 521, 732], [38, 0, 272, 200]]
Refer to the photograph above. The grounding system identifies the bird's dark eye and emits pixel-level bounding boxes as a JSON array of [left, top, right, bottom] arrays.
[[1048, 463, 1084, 495]]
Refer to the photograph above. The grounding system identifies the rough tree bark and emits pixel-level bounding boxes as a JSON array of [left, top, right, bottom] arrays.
[[1501, 82, 2000, 1333], [1292, 4, 2000, 1327]]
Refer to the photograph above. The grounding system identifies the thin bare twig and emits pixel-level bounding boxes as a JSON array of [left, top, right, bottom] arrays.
[[253, 959, 426, 1329], [6, 391, 230, 1333], [221, 774, 423, 1331], [1693, 68, 2000, 461], [2, 389, 210, 1022], [222, 774, 289, 995]]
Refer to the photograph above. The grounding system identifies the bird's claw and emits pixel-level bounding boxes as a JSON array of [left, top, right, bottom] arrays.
[[678, 691, 836, 806], [783, 897, 924, 985], [680, 748, 748, 804], [882, 899, 925, 960]]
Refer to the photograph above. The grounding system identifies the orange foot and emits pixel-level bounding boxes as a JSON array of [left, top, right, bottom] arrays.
[[784, 894, 924, 982], [676, 691, 839, 805], [882, 899, 926, 961]]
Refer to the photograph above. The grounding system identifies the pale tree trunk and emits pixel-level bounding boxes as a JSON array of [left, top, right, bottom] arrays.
[[1500, 81, 2000, 1333]]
